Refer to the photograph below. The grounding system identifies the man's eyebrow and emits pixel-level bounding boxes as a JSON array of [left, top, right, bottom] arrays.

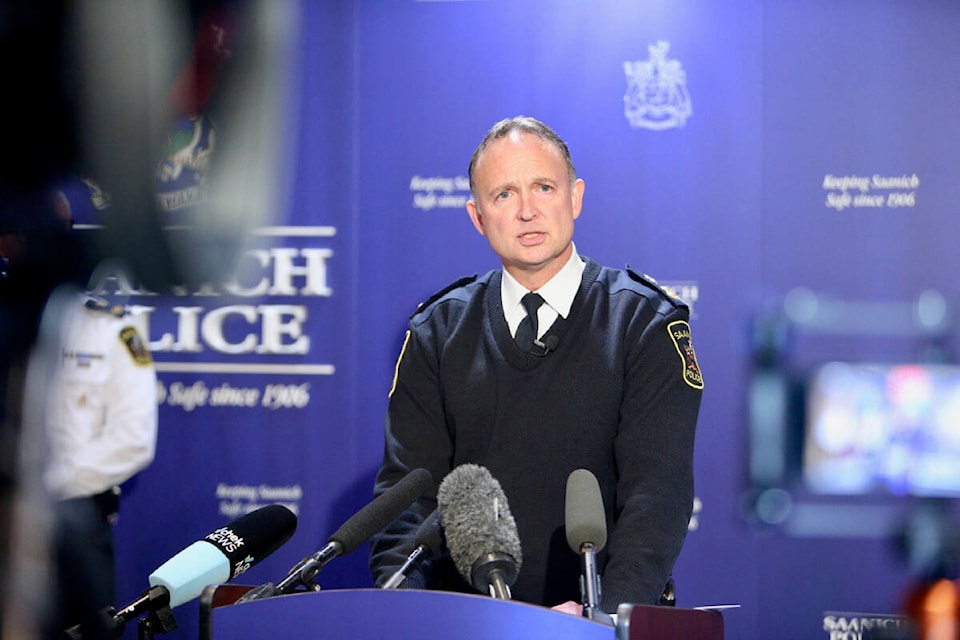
[[486, 181, 517, 196], [484, 175, 560, 198]]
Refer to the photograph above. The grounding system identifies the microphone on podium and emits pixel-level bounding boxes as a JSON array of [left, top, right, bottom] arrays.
[[565, 468, 614, 626], [381, 509, 443, 589], [437, 464, 522, 600], [239, 467, 434, 602], [146, 504, 297, 608], [64, 504, 297, 638]]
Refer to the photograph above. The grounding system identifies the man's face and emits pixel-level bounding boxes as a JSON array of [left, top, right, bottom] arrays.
[[466, 131, 584, 289]]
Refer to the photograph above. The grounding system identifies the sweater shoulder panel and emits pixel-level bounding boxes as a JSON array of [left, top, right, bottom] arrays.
[[597, 264, 690, 317], [410, 270, 497, 326]]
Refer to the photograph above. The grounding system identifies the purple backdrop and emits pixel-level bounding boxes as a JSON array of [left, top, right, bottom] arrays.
[[107, 2, 960, 639]]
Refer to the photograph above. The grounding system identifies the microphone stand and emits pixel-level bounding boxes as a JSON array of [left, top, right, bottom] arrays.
[[382, 545, 428, 589], [238, 542, 340, 603], [136, 608, 177, 640], [579, 542, 614, 626], [471, 552, 517, 600], [62, 586, 177, 640], [273, 554, 326, 594], [120, 586, 177, 640]]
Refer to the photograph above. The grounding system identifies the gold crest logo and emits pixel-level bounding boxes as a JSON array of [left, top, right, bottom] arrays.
[[667, 320, 703, 389]]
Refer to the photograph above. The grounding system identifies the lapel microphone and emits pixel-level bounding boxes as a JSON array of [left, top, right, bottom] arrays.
[[532, 334, 560, 356]]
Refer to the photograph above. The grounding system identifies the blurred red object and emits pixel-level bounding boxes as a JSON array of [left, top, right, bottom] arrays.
[[906, 578, 960, 640]]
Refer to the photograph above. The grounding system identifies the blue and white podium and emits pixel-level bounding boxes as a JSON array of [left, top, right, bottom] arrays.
[[200, 587, 723, 640], [202, 588, 611, 640]]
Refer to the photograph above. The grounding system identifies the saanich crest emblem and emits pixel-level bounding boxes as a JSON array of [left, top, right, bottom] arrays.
[[623, 40, 693, 131], [155, 114, 216, 212], [667, 320, 703, 390]]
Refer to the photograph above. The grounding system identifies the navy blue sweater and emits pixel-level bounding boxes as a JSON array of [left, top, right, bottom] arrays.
[[370, 258, 703, 611]]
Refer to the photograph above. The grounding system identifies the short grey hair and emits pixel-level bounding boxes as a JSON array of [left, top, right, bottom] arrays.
[[468, 116, 577, 197]]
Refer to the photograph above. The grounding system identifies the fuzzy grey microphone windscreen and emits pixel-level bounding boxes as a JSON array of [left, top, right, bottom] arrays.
[[436, 464, 522, 585]]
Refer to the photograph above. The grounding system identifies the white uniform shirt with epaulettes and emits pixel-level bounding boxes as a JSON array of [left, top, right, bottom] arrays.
[[43, 295, 158, 500]]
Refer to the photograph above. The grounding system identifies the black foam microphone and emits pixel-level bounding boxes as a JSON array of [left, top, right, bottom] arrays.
[[565, 469, 613, 625], [145, 504, 297, 608], [381, 509, 443, 589], [239, 468, 433, 601], [65, 505, 297, 638], [437, 464, 521, 599]]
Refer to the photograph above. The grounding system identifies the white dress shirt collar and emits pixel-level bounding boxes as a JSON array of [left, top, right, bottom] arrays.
[[502, 245, 585, 337]]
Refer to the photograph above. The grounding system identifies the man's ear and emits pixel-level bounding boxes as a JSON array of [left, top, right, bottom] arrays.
[[571, 178, 585, 220], [466, 200, 486, 236]]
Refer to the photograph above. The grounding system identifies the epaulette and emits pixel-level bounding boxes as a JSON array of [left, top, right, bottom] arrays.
[[414, 274, 478, 316], [84, 296, 127, 318], [625, 266, 686, 309]]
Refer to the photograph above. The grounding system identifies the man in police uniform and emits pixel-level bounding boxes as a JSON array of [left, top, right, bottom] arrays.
[[370, 116, 702, 615], [40, 290, 159, 634]]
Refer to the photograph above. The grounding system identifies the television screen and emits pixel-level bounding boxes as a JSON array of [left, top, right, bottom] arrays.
[[803, 362, 960, 497]]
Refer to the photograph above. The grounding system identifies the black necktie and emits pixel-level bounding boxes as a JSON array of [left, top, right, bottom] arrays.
[[515, 292, 544, 351]]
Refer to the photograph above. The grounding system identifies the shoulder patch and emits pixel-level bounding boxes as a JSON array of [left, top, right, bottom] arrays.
[[667, 320, 703, 389], [625, 267, 685, 308], [85, 297, 126, 318], [414, 275, 478, 316], [120, 326, 153, 366]]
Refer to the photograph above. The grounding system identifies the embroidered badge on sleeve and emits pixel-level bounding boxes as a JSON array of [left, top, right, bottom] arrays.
[[667, 320, 703, 389], [120, 326, 153, 366]]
